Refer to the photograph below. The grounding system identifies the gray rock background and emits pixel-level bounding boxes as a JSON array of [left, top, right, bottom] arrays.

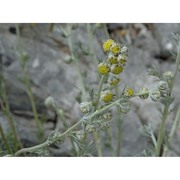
[[0, 23, 179, 156]]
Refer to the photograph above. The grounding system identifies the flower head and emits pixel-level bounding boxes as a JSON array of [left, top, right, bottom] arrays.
[[111, 64, 123, 74], [139, 87, 149, 99], [108, 53, 118, 64], [158, 81, 170, 97], [121, 46, 128, 55], [86, 124, 96, 133], [117, 54, 128, 65], [150, 89, 162, 102], [125, 88, 134, 97], [119, 99, 131, 114], [100, 90, 113, 103], [110, 43, 121, 55], [98, 62, 110, 75], [163, 71, 173, 81], [45, 96, 56, 109], [108, 75, 120, 86], [76, 130, 86, 141], [103, 111, 113, 121], [103, 39, 114, 52], [79, 101, 92, 113]]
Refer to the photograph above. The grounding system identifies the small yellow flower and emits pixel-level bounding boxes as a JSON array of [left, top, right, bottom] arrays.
[[97, 62, 110, 75], [100, 90, 113, 103], [108, 53, 118, 64], [111, 64, 123, 74], [103, 39, 114, 52], [108, 76, 120, 86], [125, 88, 134, 97], [110, 43, 121, 55], [117, 54, 128, 65]]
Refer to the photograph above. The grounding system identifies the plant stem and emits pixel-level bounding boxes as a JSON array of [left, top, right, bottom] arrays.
[[24, 65, 44, 141], [14, 118, 84, 156], [93, 132, 102, 156], [0, 77, 22, 150], [163, 106, 180, 156], [155, 105, 169, 156], [169, 49, 180, 93], [107, 127, 115, 156], [55, 109, 77, 155], [115, 85, 123, 156], [14, 91, 149, 156], [0, 123, 12, 154], [67, 24, 87, 101], [94, 75, 105, 108], [168, 106, 180, 144], [87, 23, 98, 66], [156, 46, 180, 156], [93, 75, 105, 156], [103, 24, 110, 39], [103, 24, 117, 156], [15, 24, 44, 142]]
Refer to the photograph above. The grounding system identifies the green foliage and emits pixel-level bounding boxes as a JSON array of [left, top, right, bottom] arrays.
[[0, 24, 179, 157]]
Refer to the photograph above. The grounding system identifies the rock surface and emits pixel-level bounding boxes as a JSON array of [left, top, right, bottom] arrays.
[[0, 23, 179, 156]]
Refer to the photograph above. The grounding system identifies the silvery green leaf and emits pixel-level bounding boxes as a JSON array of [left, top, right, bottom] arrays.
[[160, 97, 174, 106]]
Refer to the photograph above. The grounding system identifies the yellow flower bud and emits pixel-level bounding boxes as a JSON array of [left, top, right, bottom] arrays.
[[108, 76, 120, 86], [103, 39, 114, 52], [117, 54, 128, 65], [111, 64, 123, 74], [97, 62, 110, 75], [125, 88, 134, 97], [100, 90, 113, 103], [108, 53, 118, 64], [110, 43, 121, 55]]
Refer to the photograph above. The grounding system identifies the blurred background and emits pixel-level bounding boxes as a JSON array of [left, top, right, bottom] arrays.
[[0, 23, 179, 156]]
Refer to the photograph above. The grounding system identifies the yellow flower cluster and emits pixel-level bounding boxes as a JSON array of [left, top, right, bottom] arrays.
[[98, 39, 128, 87]]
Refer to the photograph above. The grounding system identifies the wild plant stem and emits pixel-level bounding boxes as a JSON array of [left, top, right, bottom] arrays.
[[107, 127, 115, 156], [0, 77, 22, 150], [115, 85, 123, 157], [103, 24, 110, 39], [93, 75, 105, 156], [56, 109, 77, 155], [67, 24, 106, 156], [0, 123, 12, 154], [95, 75, 105, 108], [102, 23, 116, 156], [155, 105, 169, 156], [14, 117, 84, 156], [24, 64, 44, 141], [15, 24, 44, 141], [14, 90, 149, 156], [168, 106, 180, 145], [87, 23, 98, 66], [163, 106, 180, 156], [169, 49, 180, 93], [156, 47, 180, 156], [67, 24, 87, 101], [93, 132, 102, 156]]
